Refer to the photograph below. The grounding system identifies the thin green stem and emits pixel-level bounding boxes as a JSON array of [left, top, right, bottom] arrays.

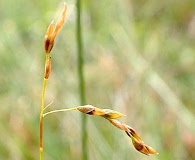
[[40, 55, 49, 160], [39, 114, 43, 160], [76, 0, 88, 159], [40, 78, 47, 160], [41, 78, 48, 111], [43, 107, 77, 117]]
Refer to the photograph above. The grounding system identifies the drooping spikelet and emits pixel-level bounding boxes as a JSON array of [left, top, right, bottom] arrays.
[[77, 105, 158, 156]]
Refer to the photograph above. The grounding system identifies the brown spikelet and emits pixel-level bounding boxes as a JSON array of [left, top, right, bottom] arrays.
[[131, 136, 158, 155], [101, 109, 125, 119], [77, 105, 96, 115], [44, 3, 67, 54], [44, 57, 52, 79], [77, 105, 106, 116], [125, 126, 142, 142], [77, 105, 125, 119], [53, 4, 67, 39], [76, 105, 158, 156], [44, 21, 55, 54], [108, 119, 158, 156]]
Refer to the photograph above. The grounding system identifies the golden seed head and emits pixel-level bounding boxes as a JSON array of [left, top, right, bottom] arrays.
[[44, 21, 55, 54], [52, 3, 67, 39], [77, 105, 96, 115], [125, 125, 142, 142], [44, 3, 67, 54], [77, 105, 123, 117], [101, 109, 125, 119], [131, 136, 158, 156]]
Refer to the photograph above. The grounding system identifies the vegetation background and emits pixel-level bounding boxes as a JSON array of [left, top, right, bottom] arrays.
[[0, 0, 195, 159]]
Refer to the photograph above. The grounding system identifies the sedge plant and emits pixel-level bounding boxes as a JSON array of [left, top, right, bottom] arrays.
[[40, 3, 67, 160], [40, 3, 158, 160]]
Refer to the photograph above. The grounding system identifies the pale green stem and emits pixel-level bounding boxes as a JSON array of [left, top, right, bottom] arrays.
[[76, 0, 88, 159], [43, 107, 78, 117], [40, 54, 50, 160]]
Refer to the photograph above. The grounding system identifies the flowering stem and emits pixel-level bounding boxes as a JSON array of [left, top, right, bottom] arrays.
[[40, 55, 49, 160], [76, 0, 88, 160], [43, 107, 77, 117], [40, 3, 67, 160], [39, 113, 43, 160]]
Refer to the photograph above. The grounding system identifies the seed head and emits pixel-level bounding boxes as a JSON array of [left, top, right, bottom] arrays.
[[77, 105, 96, 115], [77, 105, 125, 119], [131, 136, 158, 155], [125, 126, 142, 142], [76, 105, 158, 156], [44, 3, 67, 54], [101, 109, 125, 119]]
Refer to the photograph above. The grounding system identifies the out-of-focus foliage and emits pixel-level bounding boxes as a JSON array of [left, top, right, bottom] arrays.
[[0, 0, 195, 160]]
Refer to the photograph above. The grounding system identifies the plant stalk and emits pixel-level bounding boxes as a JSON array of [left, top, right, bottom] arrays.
[[40, 55, 49, 160], [43, 107, 77, 117], [76, 0, 88, 159]]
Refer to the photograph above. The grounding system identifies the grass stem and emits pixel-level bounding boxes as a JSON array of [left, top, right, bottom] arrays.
[[40, 55, 49, 160], [76, 0, 88, 159]]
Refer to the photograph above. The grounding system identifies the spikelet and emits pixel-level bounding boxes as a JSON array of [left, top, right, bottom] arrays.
[[101, 109, 125, 119], [130, 136, 158, 156], [76, 105, 158, 156], [44, 22, 55, 54], [44, 3, 67, 54], [44, 57, 52, 79], [77, 105, 125, 119]]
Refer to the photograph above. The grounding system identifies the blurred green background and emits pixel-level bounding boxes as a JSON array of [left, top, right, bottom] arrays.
[[0, 0, 195, 159]]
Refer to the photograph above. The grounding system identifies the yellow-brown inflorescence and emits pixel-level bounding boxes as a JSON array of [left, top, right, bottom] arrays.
[[43, 3, 67, 79], [40, 4, 67, 160], [44, 3, 67, 54], [77, 105, 158, 156], [42, 3, 157, 157], [77, 105, 125, 119]]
